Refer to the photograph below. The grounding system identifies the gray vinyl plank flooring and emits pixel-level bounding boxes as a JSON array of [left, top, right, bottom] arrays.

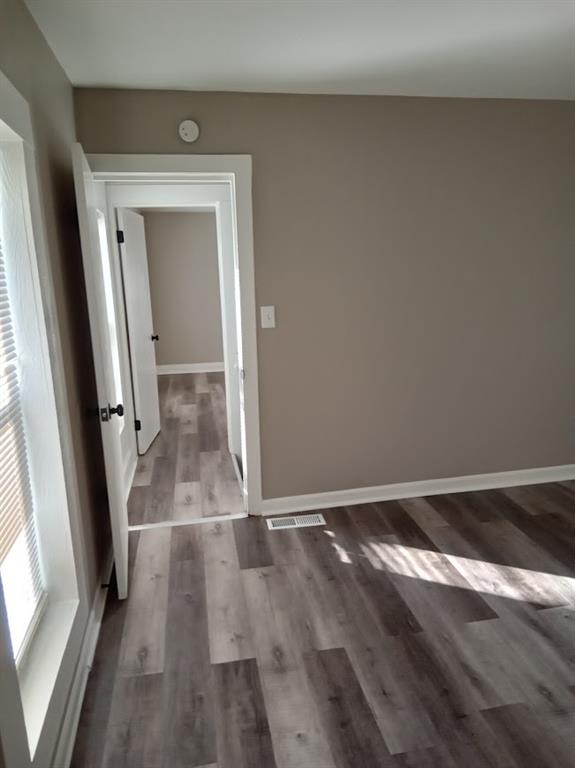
[[161, 526, 216, 768], [203, 520, 254, 664], [117, 527, 171, 676], [128, 373, 243, 526], [213, 658, 277, 768], [242, 564, 335, 767], [72, 482, 575, 767], [303, 646, 393, 767], [101, 673, 164, 768], [233, 516, 274, 570]]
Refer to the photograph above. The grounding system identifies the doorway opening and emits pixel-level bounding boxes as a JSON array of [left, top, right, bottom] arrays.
[[73, 148, 262, 598], [117, 205, 245, 527]]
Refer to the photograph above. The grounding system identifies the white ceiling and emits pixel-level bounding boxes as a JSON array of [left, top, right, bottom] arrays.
[[26, 0, 575, 99]]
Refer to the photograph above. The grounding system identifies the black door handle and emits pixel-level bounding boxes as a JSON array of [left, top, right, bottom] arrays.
[[151, 333, 159, 341], [108, 403, 124, 418]]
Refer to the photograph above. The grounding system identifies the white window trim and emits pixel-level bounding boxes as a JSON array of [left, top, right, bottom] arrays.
[[0, 70, 91, 768]]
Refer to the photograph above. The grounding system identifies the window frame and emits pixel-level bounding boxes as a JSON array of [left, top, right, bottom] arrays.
[[0, 70, 90, 768], [1, 138, 51, 665]]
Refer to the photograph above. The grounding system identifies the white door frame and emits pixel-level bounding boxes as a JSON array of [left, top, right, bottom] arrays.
[[88, 154, 262, 515]]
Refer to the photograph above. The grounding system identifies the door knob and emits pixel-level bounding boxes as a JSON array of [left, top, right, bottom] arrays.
[[100, 403, 124, 422], [151, 333, 159, 341]]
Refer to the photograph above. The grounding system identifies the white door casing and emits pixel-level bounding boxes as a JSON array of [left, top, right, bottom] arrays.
[[72, 143, 129, 597], [117, 208, 161, 454], [215, 196, 243, 463], [89, 155, 260, 513]]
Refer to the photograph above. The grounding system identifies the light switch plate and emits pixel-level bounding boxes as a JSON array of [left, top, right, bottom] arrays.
[[260, 305, 276, 329]]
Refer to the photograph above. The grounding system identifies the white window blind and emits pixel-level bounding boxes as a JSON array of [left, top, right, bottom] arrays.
[[0, 152, 45, 660]]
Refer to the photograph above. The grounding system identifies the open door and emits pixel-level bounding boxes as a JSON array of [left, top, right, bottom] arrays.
[[72, 143, 129, 598], [116, 208, 161, 454]]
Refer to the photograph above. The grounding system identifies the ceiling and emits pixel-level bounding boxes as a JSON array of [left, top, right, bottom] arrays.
[[26, 0, 575, 99]]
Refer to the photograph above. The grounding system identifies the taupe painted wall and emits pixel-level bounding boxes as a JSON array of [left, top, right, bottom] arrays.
[[144, 211, 223, 366], [0, 1, 107, 592], [75, 89, 575, 500]]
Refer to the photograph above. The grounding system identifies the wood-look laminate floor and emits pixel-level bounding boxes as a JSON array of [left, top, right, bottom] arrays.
[[129, 373, 244, 526], [72, 481, 575, 767]]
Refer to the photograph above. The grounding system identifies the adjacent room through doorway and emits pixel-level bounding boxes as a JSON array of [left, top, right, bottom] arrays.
[[123, 209, 244, 526]]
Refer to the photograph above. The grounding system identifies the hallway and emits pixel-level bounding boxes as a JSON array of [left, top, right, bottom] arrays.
[[128, 372, 244, 526]]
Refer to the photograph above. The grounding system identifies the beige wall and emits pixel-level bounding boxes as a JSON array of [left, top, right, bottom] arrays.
[[0, 1, 107, 594], [75, 89, 575, 500], [144, 211, 223, 366]]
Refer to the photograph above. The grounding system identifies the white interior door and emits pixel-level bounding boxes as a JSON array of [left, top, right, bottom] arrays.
[[72, 143, 129, 598], [117, 208, 161, 454]]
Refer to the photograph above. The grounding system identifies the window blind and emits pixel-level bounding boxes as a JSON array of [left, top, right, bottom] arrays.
[[0, 160, 45, 660]]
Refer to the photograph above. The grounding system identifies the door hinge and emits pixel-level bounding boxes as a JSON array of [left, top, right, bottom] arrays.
[[240, 368, 246, 381], [135, 419, 142, 432], [116, 230, 125, 244]]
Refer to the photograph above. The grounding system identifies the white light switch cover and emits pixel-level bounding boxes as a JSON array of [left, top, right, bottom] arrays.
[[260, 305, 276, 328]]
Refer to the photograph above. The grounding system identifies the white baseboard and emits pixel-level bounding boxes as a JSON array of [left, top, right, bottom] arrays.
[[157, 362, 224, 375], [260, 464, 575, 516], [52, 553, 114, 768]]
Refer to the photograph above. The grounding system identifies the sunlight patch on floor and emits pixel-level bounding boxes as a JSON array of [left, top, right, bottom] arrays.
[[363, 541, 575, 607]]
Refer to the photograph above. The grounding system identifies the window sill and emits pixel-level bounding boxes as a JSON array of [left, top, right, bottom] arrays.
[[17, 598, 79, 757]]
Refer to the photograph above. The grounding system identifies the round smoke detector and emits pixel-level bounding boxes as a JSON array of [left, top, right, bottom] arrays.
[[178, 119, 200, 143]]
